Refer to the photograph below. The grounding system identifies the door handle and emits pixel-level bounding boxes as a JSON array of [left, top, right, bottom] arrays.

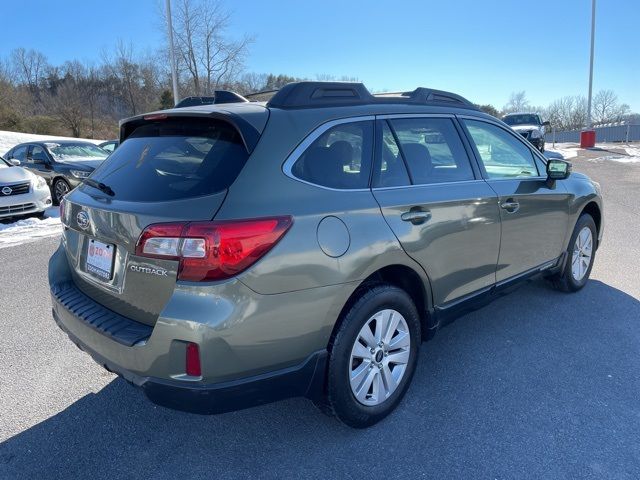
[[401, 210, 432, 225], [500, 198, 520, 213]]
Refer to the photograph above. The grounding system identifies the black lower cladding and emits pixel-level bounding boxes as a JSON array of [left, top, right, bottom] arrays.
[[51, 281, 328, 414], [51, 281, 152, 347], [143, 351, 328, 415]]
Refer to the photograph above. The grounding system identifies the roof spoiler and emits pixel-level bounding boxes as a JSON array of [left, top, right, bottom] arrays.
[[266, 82, 477, 110]]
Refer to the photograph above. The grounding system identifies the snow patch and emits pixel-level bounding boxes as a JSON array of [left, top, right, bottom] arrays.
[[623, 146, 640, 157], [0, 207, 61, 249], [593, 155, 640, 164]]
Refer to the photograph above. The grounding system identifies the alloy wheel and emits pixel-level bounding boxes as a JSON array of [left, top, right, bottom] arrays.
[[349, 309, 411, 406], [571, 226, 593, 281], [55, 180, 69, 202]]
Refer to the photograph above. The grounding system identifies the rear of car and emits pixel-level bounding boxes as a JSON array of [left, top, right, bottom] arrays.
[[48, 103, 331, 413]]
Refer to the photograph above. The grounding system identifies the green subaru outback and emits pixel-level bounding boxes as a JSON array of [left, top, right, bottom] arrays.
[[49, 82, 603, 428]]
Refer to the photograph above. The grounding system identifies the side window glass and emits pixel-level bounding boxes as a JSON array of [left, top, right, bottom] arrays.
[[12, 146, 27, 162], [389, 118, 475, 184], [31, 146, 47, 163], [373, 122, 411, 188], [463, 120, 539, 179], [292, 121, 373, 189]]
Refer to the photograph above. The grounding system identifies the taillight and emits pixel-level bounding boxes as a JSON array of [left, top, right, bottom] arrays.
[[135, 216, 293, 281], [185, 342, 201, 376]]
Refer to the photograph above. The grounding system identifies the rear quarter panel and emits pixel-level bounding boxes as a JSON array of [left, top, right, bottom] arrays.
[[217, 109, 432, 298]]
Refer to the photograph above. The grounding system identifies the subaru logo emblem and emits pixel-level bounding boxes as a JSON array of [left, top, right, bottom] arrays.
[[1, 186, 11, 195], [76, 211, 90, 230]]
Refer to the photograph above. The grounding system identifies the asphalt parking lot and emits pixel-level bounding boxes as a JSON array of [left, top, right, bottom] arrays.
[[1, 149, 639, 479]]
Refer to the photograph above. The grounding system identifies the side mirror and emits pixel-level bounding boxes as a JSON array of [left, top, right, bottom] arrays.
[[9, 158, 21, 166], [547, 159, 571, 180], [542, 121, 551, 127]]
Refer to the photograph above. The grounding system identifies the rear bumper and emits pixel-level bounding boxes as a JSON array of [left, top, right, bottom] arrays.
[[52, 304, 326, 414], [49, 244, 337, 414]]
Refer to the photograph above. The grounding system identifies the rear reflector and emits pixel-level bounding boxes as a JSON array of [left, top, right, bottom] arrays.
[[59, 198, 66, 224], [185, 342, 201, 377], [135, 216, 293, 281]]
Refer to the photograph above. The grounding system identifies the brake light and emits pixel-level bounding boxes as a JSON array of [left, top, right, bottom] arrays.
[[185, 342, 201, 376], [143, 113, 168, 121], [135, 216, 293, 281]]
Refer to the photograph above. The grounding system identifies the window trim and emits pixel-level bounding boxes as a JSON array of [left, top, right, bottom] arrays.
[[282, 115, 375, 192], [372, 114, 480, 189], [457, 115, 546, 181]]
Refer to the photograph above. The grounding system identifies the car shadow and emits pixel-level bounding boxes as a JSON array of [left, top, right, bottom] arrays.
[[1, 279, 639, 479]]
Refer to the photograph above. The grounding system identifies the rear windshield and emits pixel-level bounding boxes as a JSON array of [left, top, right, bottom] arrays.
[[86, 118, 248, 201]]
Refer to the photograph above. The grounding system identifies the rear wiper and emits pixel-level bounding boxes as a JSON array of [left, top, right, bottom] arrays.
[[83, 178, 115, 196]]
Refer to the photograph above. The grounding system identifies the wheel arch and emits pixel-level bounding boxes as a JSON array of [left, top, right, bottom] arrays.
[[581, 201, 601, 238], [327, 264, 435, 351], [578, 201, 602, 248]]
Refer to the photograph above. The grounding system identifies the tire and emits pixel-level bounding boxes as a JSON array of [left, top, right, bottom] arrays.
[[321, 284, 421, 428], [53, 178, 71, 205], [550, 214, 597, 292]]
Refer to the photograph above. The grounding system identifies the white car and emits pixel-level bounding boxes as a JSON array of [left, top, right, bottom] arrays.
[[0, 155, 52, 219]]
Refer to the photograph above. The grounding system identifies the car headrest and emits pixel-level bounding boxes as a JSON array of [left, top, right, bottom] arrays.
[[328, 141, 354, 166], [401, 143, 433, 183]]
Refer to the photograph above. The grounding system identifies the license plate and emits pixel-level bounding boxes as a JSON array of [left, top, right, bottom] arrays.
[[86, 239, 115, 281]]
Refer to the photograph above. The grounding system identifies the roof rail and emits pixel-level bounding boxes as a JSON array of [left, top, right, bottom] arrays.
[[266, 81, 478, 110], [175, 91, 248, 108], [244, 89, 279, 101]]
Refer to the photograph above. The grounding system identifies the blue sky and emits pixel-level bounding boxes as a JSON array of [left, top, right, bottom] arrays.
[[1, 0, 638, 110]]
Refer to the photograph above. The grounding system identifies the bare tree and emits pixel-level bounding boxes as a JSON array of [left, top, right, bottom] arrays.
[[592, 89, 630, 124], [546, 95, 588, 130], [236, 72, 268, 94], [45, 63, 86, 137], [9, 48, 49, 114], [102, 41, 143, 115], [503, 91, 530, 114], [167, 0, 252, 96], [10, 48, 49, 92]]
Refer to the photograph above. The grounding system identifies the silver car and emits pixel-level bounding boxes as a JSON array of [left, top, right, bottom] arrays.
[[0, 155, 52, 219]]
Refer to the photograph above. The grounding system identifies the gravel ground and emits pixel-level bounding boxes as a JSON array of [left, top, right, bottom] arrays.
[[0, 150, 639, 479]]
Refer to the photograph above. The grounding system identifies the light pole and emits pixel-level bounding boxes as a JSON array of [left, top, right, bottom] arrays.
[[586, 0, 596, 129], [165, 0, 180, 106]]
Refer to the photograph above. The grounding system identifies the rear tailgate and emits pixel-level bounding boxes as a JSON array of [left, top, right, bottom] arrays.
[[62, 192, 227, 325], [60, 111, 266, 326]]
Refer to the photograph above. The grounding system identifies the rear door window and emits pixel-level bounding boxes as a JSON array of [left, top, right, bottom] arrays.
[[87, 118, 249, 201], [291, 121, 373, 189], [30, 146, 48, 163], [388, 118, 475, 184], [372, 122, 411, 188]]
